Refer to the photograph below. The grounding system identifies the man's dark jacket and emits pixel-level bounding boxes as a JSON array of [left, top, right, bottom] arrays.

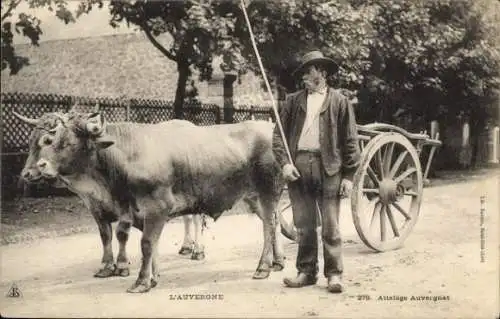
[[272, 88, 361, 181]]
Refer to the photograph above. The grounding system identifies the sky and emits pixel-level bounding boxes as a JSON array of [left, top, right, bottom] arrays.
[[11, 0, 137, 44]]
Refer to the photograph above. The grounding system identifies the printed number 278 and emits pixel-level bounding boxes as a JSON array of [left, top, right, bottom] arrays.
[[357, 295, 370, 301]]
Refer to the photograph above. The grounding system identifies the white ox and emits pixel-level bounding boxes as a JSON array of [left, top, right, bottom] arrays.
[[17, 111, 207, 263], [16, 112, 208, 274], [18, 110, 285, 293]]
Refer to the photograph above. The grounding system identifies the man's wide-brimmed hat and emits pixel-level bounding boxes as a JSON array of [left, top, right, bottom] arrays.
[[292, 50, 339, 78]]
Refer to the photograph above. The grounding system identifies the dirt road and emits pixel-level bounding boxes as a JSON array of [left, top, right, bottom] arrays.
[[1, 173, 498, 318]]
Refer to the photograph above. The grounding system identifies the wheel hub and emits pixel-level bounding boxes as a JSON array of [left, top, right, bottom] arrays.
[[395, 184, 405, 201], [378, 179, 398, 204]]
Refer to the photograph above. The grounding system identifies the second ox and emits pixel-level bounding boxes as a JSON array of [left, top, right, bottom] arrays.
[[25, 110, 285, 293], [16, 111, 209, 265]]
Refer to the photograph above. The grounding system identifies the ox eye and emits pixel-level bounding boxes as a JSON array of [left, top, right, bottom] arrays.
[[39, 135, 53, 146]]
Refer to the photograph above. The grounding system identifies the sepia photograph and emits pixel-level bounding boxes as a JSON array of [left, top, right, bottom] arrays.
[[1, 0, 499, 318]]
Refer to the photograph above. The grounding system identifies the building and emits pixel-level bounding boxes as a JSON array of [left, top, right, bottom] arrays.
[[1, 32, 272, 108]]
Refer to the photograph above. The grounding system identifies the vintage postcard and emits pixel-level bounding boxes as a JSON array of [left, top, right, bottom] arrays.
[[1, 0, 499, 318]]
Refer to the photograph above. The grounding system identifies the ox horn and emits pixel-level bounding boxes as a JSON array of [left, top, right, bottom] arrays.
[[12, 111, 40, 126]]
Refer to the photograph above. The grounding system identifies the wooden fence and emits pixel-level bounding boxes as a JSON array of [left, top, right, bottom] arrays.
[[1, 92, 275, 199]]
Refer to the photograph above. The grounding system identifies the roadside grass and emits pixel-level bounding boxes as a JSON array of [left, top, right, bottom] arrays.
[[1, 166, 498, 246]]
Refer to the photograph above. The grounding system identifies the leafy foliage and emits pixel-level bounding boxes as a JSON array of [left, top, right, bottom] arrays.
[[4, 0, 499, 131], [355, 0, 500, 128], [232, 0, 499, 129], [240, 0, 500, 130], [233, 0, 373, 99], [106, 0, 245, 118], [1, 0, 85, 75]]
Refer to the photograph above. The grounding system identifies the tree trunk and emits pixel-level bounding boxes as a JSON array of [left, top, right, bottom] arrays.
[[223, 72, 237, 124], [469, 118, 481, 167], [174, 61, 190, 119]]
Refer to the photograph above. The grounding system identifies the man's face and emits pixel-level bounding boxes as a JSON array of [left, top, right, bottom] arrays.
[[301, 65, 326, 91]]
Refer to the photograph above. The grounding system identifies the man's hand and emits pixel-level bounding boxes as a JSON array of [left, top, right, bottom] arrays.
[[339, 178, 353, 198], [283, 164, 301, 182]]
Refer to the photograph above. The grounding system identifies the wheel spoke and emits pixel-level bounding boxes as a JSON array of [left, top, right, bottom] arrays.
[[392, 202, 411, 220], [380, 204, 387, 242], [394, 167, 417, 184], [375, 148, 384, 178], [280, 203, 292, 212], [369, 196, 380, 205], [404, 190, 419, 197], [386, 205, 400, 237], [388, 150, 408, 179], [363, 188, 379, 194], [359, 140, 365, 152], [367, 165, 380, 186], [370, 201, 382, 230], [383, 142, 395, 177]]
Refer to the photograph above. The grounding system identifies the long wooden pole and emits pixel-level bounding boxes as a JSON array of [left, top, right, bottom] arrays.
[[240, 0, 294, 165]]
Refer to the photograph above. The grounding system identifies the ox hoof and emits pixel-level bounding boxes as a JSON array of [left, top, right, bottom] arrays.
[[126, 281, 151, 294], [151, 276, 159, 288], [94, 265, 116, 278], [178, 246, 193, 256], [191, 251, 205, 261], [252, 269, 271, 280], [272, 261, 285, 272], [114, 268, 130, 277]]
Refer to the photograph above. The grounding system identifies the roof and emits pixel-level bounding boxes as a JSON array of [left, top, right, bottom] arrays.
[[1, 32, 271, 106], [1, 33, 179, 100]]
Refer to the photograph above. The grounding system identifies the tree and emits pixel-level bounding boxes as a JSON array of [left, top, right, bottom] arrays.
[[107, 0, 244, 119], [431, 0, 500, 165], [343, 0, 500, 169], [234, 0, 373, 100], [1, 0, 87, 75], [234, 0, 499, 169], [353, 0, 500, 129]]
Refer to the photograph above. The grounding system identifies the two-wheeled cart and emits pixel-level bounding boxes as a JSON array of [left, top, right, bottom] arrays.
[[279, 123, 442, 252]]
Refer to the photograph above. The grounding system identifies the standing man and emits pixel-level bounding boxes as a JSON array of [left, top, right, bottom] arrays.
[[272, 50, 361, 293]]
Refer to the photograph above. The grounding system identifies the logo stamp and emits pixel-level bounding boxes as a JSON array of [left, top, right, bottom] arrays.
[[6, 283, 22, 298]]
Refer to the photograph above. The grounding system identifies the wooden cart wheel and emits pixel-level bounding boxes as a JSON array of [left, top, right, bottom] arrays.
[[277, 188, 297, 242], [352, 132, 423, 252]]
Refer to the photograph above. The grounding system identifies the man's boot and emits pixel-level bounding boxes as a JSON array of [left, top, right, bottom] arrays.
[[326, 274, 344, 293], [283, 273, 318, 288]]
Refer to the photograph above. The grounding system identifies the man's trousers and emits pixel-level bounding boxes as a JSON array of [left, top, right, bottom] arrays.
[[288, 150, 343, 278]]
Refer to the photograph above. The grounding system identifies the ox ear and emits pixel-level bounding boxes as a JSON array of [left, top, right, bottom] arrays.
[[86, 112, 106, 137], [94, 134, 115, 149]]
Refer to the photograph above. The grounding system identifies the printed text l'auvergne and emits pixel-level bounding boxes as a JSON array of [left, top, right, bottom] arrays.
[[169, 293, 224, 301]]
